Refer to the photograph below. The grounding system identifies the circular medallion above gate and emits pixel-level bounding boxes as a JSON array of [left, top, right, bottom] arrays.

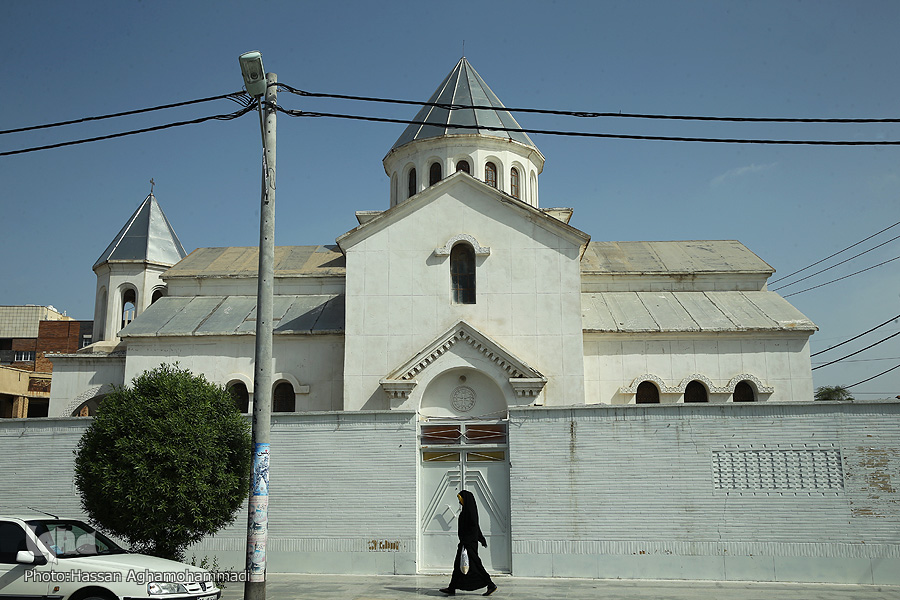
[[451, 385, 477, 412], [420, 367, 506, 418]]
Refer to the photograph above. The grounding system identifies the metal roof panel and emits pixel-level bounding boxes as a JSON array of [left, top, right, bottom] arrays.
[[637, 292, 700, 331], [390, 58, 538, 152], [581, 291, 815, 333], [157, 297, 224, 336], [195, 296, 256, 334]]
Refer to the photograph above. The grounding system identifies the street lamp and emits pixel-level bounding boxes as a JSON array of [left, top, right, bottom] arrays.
[[240, 50, 276, 600], [239, 51, 267, 98]]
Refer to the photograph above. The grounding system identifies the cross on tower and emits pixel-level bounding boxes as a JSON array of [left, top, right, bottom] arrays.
[[150, 178, 155, 195]]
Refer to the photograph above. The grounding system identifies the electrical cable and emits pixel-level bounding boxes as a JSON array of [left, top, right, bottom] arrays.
[[782, 256, 900, 298], [811, 331, 900, 370], [810, 313, 900, 357], [770, 220, 900, 285], [772, 233, 900, 290], [0, 91, 251, 136], [278, 84, 900, 124], [275, 107, 900, 146], [846, 363, 900, 389], [0, 103, 256, 157], [812, 357, 900, 365]]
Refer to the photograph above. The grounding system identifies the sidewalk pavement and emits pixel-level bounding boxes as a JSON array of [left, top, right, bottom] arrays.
[[219, 573, 900, 600]]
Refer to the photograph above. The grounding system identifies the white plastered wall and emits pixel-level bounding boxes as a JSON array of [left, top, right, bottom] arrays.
[[342, 183, 585, 411], [583, 332, 814, 404]]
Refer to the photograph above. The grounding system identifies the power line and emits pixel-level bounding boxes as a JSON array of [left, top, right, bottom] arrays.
[[279, 84, 900, 124], [277, 107, 900, 146], [810, 313, 900, 357], [782, 256, 900, 298], [0, 91, 251, 136], [812, 357, 900, 365], [770, 220, 900, 285], [0, 104, 256, 157], [772, 232, 900, 291], [846, 363, 900, 389], [812, 331, 900, 370]]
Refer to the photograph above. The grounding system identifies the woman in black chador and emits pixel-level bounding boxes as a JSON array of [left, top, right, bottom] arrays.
[[440, 490, 497, 596]]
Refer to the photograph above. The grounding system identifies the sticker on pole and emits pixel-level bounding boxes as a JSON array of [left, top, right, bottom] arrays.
[[251, 442, 270, 496]]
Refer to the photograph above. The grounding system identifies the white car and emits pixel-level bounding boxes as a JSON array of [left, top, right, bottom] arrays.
[[0, 515, 221, 600]]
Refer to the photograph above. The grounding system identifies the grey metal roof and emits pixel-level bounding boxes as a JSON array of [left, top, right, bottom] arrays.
[[93, 194, 187, 269], [163, 245, 345, 279], [119, 294, 345, 337], [582, 291, 816, 333], [390, 57, 537, 151], [581, 241, 774, 275]]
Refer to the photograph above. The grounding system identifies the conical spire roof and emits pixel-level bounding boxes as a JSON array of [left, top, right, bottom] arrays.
[[93, 193, 187, 269], [390, 57, 537, 151]]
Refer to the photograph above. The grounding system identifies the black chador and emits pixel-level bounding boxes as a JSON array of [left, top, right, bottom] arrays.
[[440, 490, 497, 596]]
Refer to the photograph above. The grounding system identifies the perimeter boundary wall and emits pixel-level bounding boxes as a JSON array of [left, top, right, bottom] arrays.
[[1, 402, 898, 584]]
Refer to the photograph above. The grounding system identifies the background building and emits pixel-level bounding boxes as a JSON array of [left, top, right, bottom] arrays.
[[0, 305, 91, 417]]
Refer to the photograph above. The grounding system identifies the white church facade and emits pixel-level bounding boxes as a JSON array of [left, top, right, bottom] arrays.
[[34, 59, 900, 584]]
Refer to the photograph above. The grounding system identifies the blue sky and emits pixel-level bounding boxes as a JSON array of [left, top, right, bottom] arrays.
[[1, 0, 898, 398]]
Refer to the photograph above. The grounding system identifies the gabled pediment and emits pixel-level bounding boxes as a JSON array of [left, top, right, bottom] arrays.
[[336, 172, 590, 255], [380, 321, 546, 407]]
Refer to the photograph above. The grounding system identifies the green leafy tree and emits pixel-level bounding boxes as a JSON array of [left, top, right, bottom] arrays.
[[74, 364, 251, 560], [814, 385, 854, 402]]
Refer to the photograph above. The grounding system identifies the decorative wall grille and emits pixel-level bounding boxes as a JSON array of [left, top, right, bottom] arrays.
[[712, 447, 844, 493]]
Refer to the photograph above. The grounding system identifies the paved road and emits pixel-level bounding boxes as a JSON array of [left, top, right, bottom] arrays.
[[219, 574, 899, 599]]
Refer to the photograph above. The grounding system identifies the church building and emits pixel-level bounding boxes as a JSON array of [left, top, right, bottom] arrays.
[[42, 59, 898, 584]]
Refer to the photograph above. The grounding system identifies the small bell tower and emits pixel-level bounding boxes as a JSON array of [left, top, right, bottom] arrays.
[[91, 184, 187, 342]]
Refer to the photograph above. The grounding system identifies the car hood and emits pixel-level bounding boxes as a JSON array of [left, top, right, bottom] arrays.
[[56, 553, 208, 574]]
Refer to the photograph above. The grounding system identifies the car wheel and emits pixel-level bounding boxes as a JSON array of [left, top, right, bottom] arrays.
[[74, 593, 117, 600]]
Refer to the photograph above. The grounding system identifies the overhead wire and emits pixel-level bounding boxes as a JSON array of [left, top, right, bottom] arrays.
[[278, 84, 900, 124], [5, 85, 900, 157], [772, 232, 900, 290], [810, 313, 900, 357], [275, 106, 900, 146], [0, 102, 257, 157], [781, 256, 900, 298], [812, 357, 900, 365], [0, 91, 251, 135], [846, 363, 900, 389], [770, 220, 900, 285], [811, 331, 900, 370]]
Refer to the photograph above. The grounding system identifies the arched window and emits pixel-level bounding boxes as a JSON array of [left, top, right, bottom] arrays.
[[429, 162, 442, 186], [684, 381, 708, 403], [530, 171, 537, 204], [121, 288, 136, 330], [450, 243, 476, 304], [456, 160, 470, 174], [636, 381, 660, 404], [151, 288, 165, 304], [510, 167, 520, 199], [407, 168, 417, 199], [733, 381, 756, 402], [273, 381, 295, 412], [484, 162, 497, 188], [229, 383, 250, 413], [97, 288, 107, 341]]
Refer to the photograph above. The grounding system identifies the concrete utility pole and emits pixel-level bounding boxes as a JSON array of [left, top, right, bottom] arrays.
[[240, 50, 276, 600]]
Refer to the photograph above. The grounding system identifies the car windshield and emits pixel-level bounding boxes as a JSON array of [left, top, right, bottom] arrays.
[[26, 520, 126, 558]]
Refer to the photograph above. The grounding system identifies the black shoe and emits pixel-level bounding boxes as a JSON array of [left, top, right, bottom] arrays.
[[440, 588, 455, 596], [483, 584, 497, 596]]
